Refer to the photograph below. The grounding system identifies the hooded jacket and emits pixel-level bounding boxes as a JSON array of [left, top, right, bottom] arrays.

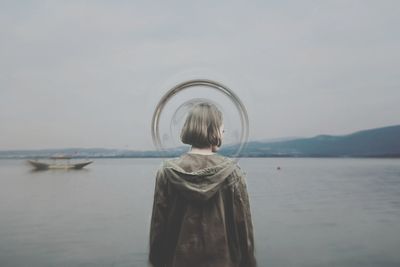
[[148, 153, 257, 267]]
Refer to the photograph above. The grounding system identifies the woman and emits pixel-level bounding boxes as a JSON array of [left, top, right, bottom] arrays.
[[148, 102, 257, 267]]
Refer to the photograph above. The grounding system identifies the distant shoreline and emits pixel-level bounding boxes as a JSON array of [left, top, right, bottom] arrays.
[[1, 155, 400, 160], [1, 124, 400, 159]]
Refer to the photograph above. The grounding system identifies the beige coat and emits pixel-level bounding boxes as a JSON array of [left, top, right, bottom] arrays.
[[148, 153, 257, 267]]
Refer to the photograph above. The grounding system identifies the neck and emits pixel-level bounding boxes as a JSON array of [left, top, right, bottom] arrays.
[[189, 146, 214, 155]]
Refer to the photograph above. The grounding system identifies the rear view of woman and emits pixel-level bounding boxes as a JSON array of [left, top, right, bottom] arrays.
[[148, 102, 257, 267]]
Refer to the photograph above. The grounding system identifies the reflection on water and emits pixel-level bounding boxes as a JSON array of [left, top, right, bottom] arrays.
[[0, 158, 399, 267], [29, 168, 90, 173]]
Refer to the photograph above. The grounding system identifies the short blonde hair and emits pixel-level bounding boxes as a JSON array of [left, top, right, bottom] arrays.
[[180, 102, 223, 148]]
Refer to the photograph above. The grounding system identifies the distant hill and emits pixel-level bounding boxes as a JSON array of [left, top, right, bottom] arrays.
[[234, 124, 400, 157], [255, 136, 302, 143], [0, 125, 399, 158]]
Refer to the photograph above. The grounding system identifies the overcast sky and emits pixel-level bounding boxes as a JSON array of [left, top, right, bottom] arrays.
[[1, 1, 399, 150]]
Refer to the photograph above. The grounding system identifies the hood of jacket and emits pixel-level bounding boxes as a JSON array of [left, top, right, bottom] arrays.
[[161, 153, 238, 202]]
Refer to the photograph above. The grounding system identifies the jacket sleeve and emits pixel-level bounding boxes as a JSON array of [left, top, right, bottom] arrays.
[[234, 167, 257, 267], [148, 167, 169, 267]]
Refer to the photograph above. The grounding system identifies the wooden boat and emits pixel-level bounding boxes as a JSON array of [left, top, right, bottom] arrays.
[[27, 155, 93, 170]]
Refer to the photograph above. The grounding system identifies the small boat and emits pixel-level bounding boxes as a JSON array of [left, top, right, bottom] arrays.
[[27, 155, 93, 170]]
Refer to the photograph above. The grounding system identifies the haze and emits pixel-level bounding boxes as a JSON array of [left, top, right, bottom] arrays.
[[1, 1, 399, 150]]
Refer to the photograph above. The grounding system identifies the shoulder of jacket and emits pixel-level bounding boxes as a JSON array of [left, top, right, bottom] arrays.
[[233, 163, 247, 177], [233, 164, 250, 188], [155, 160, 170, 180], [222, 163, 244, 187]]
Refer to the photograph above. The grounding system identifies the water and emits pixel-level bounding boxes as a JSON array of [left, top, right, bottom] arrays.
[[0, 158, 399, 267]]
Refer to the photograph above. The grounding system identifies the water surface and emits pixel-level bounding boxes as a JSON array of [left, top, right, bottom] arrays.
[[0, 158, 399, 267]]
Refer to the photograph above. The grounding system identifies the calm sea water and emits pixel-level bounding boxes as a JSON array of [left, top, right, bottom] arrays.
[[0, 158, 399, 267]]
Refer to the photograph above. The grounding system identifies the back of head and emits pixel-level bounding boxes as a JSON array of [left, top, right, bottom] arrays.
[[180, 102, 223, 149]]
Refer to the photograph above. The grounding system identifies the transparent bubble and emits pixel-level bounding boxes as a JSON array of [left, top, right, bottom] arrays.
[[151, 79, 249, 162]]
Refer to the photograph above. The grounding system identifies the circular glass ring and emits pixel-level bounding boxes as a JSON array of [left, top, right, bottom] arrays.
[[151, 79, 249, 160]]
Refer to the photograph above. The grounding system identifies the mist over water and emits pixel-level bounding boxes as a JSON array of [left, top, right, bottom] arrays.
[[0, 158, 399, 267]]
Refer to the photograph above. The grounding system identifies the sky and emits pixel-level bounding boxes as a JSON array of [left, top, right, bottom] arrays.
[[1, 0, 399, 150]]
